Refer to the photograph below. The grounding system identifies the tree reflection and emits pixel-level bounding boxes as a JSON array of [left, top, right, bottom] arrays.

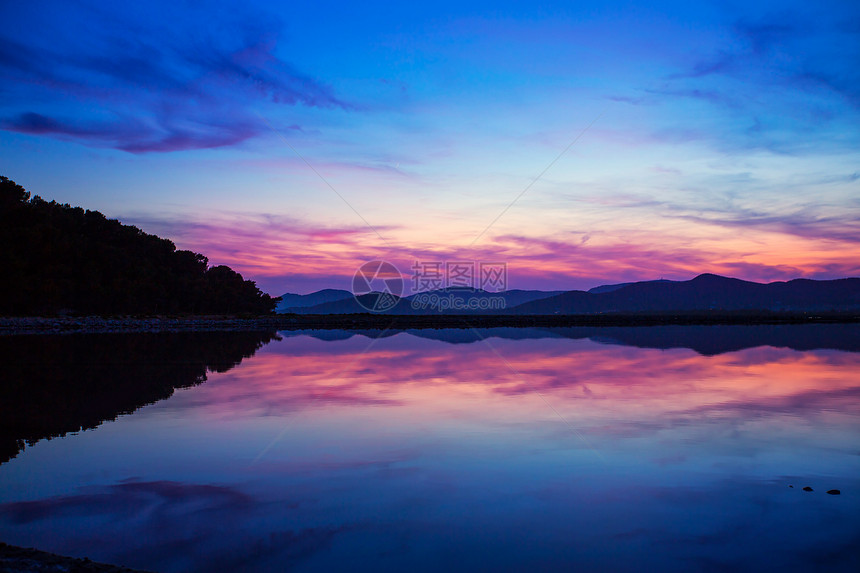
[[0, 331, 278, 463]]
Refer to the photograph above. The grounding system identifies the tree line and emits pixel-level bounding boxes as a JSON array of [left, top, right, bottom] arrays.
[[0, 176, 279, 315]]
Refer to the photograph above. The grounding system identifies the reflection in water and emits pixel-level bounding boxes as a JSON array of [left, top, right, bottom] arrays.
[[279, 323, 860, 355], [0, 327, 858, 572], [0, 331, 279, 463]]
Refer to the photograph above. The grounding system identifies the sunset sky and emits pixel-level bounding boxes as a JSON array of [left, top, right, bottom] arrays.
[[1, 0, 858, 294]]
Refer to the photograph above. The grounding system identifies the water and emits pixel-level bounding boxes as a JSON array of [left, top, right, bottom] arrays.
[[1, 326, 858, 571]]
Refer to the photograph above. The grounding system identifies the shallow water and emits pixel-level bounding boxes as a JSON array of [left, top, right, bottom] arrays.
[[1, 327, 858, 572]]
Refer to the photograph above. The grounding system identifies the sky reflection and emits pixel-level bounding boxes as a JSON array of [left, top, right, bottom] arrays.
[[0, 328, 858, 572]]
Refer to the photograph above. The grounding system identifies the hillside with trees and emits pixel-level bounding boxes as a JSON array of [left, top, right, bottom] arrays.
[[0, 176, 279, 315]]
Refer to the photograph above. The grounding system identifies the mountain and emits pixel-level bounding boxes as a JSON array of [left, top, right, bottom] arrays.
[[290, 288, 565, 314], [273, 276, 860, 315], [276, 289, 353, 313], [509, 274, 860, 314], [297, 293, 382, 314], [588, 279, 674, 294], [403, 288, 565, 313]]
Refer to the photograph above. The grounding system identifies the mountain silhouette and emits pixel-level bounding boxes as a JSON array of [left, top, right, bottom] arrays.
[[279, 288, 565, 314], [587, 279, 675, 294], [509, 274, 860, 314], [273, 275, 859, 315], [276, 289, 353, 312]]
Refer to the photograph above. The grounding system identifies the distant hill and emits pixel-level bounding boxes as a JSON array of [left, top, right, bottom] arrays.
[[510, 274, 860, 314], [290, 292, 394, 314], [401, 288, 565, 314], [276, 289, 353, 312], [0, 176, 279, 315], [588, 279, 674, 294], [285, 288, 565, 314], [273, 276, 860, 315]]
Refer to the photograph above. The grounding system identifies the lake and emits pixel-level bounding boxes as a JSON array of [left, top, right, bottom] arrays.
[[1, 325, 858, 571]]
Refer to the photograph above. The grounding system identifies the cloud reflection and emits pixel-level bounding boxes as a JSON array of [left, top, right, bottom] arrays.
[[1, 328, 858, 572], [157, 330, 860, 450]]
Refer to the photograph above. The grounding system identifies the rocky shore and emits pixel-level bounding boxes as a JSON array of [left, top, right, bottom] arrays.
[[0, 316, 286, 335], [1, 312, 858, 336], [0, 542, 153, 572]]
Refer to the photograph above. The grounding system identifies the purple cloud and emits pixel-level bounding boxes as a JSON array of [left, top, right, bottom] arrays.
[[2, 112, 110, 137], [0, 5, 349, 152], [1, 112, 263, 153]]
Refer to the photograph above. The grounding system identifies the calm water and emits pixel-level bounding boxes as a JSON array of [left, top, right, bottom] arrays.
[[0, 327, 858, 572]]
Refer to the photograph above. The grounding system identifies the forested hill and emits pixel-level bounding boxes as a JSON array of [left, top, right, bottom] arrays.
[[0, 176, 279, 316]]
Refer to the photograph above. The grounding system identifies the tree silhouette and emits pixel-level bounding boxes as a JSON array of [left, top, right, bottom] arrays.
[[0, 176, 279, 315]]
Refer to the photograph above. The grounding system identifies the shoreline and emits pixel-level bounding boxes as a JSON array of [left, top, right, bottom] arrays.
[[0, 542, 153, 572], [1, 312, 858, 335]]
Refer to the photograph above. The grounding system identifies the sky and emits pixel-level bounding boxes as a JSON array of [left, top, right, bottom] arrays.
[[1, 0, 858, 295]]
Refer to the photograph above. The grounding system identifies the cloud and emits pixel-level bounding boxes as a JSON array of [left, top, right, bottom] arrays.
[[685, 385, 860, 419], [607, 9, 860, 156], [669, 17, 803, 82], [122, 212, 405, 293], [0, 2, 349, 152], [118, 202, 860, 296], [0, 478, 350, 572], [0, 480, 251, 525], [2, 112, 114, 137], [647, 87, 741, 108], [670, 209, 860, 245], [1, 112, 262, 153]]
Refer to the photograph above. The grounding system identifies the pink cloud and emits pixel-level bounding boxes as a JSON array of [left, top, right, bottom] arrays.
[[123, 212, 860, 295]]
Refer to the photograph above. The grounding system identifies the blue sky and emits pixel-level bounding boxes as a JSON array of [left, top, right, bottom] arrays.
[[1, 0, 858, 293]]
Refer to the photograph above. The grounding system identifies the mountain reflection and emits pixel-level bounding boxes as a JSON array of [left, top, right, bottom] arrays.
[[3, 324, 858, 465], [279, 323, 860, 355], [171, 327, 860, 434], [0, 325, 858, 572], [0, 331, 279, 463]]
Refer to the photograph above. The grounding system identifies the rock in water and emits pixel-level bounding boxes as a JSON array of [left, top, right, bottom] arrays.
[[802, 486, 813, 492], [826, 489, 841, 495]]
